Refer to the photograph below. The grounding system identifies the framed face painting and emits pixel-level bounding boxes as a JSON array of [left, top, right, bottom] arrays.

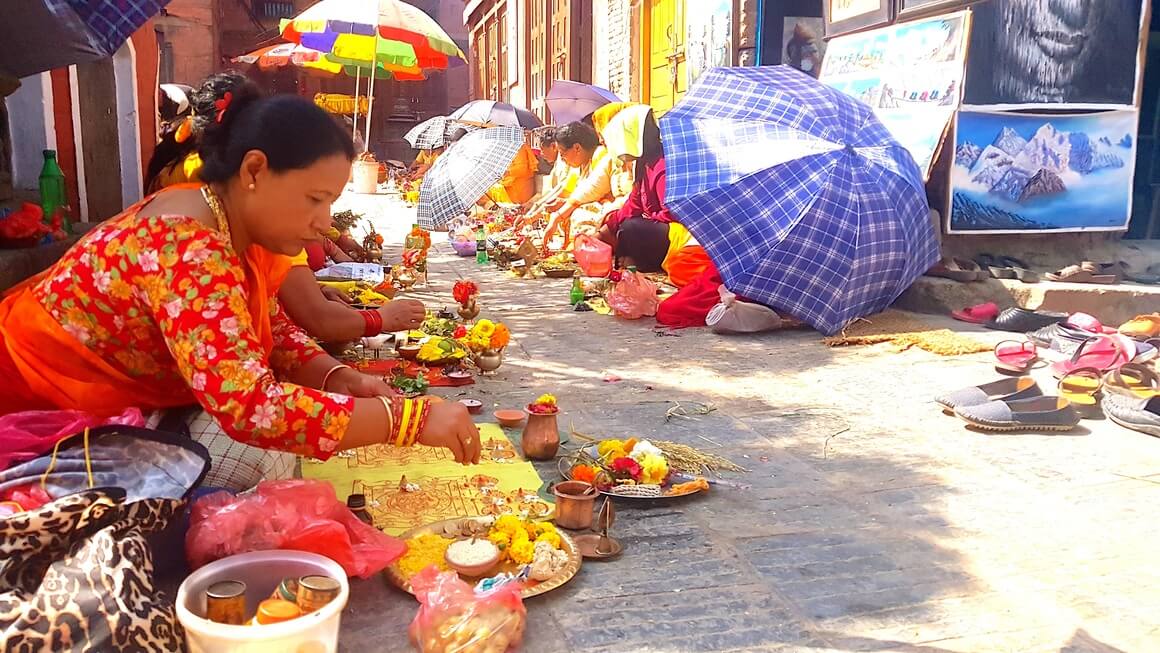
[[824, 0, 893, 39]]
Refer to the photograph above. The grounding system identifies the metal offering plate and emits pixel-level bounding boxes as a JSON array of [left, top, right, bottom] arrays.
[[385, 516, 582, 599]]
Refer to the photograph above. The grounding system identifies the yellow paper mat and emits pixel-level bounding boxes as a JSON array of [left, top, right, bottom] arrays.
[[302, 424, 551, 535]]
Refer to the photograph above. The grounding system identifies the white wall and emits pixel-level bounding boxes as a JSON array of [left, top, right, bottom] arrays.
[[592, 0, 610, 89], [4, 74, 54, 192], [113, 41, 143, 206]]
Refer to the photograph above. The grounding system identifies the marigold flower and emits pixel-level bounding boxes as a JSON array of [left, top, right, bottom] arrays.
[[510, 539, 535, 565], [570, 464, 597, 484], [638, 453, 669, 485]]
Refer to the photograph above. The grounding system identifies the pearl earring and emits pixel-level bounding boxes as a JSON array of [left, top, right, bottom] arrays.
[[248, 183, 255, 190]]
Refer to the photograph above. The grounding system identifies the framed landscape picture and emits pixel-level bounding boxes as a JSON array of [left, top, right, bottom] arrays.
[[895, 0, 973, 20], [948, 109, 1139, 233], [824, 0, 893, 39]]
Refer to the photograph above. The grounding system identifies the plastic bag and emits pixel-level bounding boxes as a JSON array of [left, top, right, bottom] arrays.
[[0, 407, 144, 472], [706, 286, 784, 334], [185, 479, 405, 578], [573, 234, 612, 278], [408, 567, 527, 653], [607, 269, 660, 319]]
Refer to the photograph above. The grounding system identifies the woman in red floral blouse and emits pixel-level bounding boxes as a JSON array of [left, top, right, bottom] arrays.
[[0, 85, 480, 465]]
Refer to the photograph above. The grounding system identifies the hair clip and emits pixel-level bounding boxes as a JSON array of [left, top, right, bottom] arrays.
[[214, 91, 233, 124], [174, 116, 193, 143]]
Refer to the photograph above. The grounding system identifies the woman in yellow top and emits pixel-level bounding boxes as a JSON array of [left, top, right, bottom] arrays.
[[488, 141, 539, 205], [408, 147, 443, 180]]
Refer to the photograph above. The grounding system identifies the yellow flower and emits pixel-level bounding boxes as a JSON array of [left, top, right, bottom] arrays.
[[533, 521, 557, 536], [488, 531, 511, 552], [492, 515, 524, 537], [535, 531, 562, 549], [597, 439, 626, 461], [510, 539, 535, 565], [535, 394, 557, 407], [472, 319, 496, 338], [639, 453, 669, 485]]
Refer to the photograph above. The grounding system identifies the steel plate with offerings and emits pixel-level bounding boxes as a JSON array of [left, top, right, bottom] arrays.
[[387, 516, 581, 599]]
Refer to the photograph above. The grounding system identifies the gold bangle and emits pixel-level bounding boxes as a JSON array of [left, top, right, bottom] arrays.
[[320, 364, 350, 391], [377, 396, 394, 445]]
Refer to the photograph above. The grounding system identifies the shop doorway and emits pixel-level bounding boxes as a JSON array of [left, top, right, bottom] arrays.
[[644, 0, 686, 114]]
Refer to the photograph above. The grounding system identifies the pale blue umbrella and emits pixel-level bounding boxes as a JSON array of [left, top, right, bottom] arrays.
[[546, 80, 621, 125]]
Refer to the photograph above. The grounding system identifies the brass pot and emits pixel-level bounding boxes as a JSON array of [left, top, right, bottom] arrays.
[[458, 299, 480, 321], [521, 409, 559, 461], [552, 481, 597, 530], [475, 348, 503, 372]]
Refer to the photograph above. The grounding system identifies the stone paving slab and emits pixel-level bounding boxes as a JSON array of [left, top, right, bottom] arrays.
[[332, 197, 1160, 653]]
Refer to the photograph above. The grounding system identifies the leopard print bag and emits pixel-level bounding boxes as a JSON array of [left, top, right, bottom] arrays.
[[0, 427, 211, 652]]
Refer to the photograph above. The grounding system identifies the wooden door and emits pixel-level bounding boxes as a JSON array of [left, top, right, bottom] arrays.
[[473, 28, 487, 99], [486, 18, 500, 101], [528, 0, 549, 119], [75, 58, 123, 221], [647, 0, 686, 114], [551, 0, 569, 83]]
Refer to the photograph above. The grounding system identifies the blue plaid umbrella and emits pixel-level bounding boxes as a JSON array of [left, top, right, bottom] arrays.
[[417, 126, 524, 229], [1, 0, 170, 78], [660, 66, 939, 335]]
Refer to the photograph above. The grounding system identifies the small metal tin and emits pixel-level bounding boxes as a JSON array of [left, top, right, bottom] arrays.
[[295, 575, 340, 613], [205, 580, 247, 625]]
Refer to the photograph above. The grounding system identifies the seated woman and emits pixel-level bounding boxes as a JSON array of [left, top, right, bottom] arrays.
[[540, 122, 606, 249], [488, 140, 539, 206], [597, 106, 713, 288], [0, 90, 481, 483], [408, 146, 443, 181]]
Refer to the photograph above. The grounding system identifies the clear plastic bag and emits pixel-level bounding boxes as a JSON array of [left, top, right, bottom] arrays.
[[607, 269, 660, 319], [0, 407, 144, 471], [706, 286, 784, 334], [408, 568, 527, 653], [573, 235, 613, 278], [185, 479, 405, 579]]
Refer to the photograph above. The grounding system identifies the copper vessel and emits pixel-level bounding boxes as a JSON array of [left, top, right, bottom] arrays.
[[458, 299, 480, 321], [552, 480, 597, 530], [520, 408, 559, 460], [475, 348, 504, 372]]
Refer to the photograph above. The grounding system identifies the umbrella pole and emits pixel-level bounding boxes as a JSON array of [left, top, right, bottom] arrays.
[[363, 30, 380, 153], [352, 66, 361, 142]]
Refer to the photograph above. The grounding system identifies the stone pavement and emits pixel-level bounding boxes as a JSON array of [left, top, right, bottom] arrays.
[[336, 193, 1160, 653]]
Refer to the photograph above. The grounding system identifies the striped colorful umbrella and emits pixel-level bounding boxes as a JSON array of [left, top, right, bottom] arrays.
[[231, 42, 420, 80]]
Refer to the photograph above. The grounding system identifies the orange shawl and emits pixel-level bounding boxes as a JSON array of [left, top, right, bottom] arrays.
[[0, 186, 291, 415]]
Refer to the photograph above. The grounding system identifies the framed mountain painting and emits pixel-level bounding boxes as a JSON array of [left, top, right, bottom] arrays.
[[948, 109, 1139, 233]]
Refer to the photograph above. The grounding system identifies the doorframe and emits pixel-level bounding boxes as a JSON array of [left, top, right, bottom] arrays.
[[114, 39, 144, 206], [67, 65, 89, 222]]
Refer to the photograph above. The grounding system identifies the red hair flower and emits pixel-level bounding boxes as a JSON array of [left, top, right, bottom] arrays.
[[214, 91, 233, 123]]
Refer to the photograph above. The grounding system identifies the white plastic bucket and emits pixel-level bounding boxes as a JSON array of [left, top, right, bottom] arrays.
[[176, 550, 350, 653], [352, 160, 379, 194]]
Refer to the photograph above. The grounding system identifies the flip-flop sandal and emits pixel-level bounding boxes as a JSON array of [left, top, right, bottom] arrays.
[[999, 256, 1038, 283], [1104, 363, 1160, 399], [927, 257, 985, 283], [976, 253, 1015, 279], [1050, 334, 1130, 378], [951, 302, 1000, 324], [1058, 367, 1104, 408], [994, 339, 1038, 374], [1045, 264, 1117, 284], [1122, 262, 1160, 285]]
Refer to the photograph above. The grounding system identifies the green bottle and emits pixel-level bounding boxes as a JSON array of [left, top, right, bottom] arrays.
[[569, 274, 584, 305], [475, 227, 488, 264], [38, 150, 69, 234]]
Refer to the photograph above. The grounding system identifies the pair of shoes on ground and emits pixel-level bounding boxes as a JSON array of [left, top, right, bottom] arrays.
[[935, 377, 1079, 432], [950, 303, 1066, 331], [936, 367, 1160, 435], [975, 254, 1038, 282], [1045, 261, 1122, 284]]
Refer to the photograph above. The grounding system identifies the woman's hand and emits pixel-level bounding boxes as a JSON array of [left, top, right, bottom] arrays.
[[417, 401, 481, 464], [327, 368, 396, 397], [377, 299, 425, 332], [320, 285, 353, 304]]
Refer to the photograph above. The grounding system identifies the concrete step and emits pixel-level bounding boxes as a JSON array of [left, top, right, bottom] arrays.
[[895, 275, 1159, 326]]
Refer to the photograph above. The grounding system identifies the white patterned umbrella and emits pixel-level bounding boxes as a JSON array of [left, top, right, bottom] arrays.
[[416, 126, 524, 228], [403, 116, 480, 150]]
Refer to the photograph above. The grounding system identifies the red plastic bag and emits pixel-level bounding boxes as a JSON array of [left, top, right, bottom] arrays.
[[607, 269, 660, 319], [0, 407, 145, 472], [573, 234, 612, 278], [185, 479, 405, 579], [408, 567, 527, 653]]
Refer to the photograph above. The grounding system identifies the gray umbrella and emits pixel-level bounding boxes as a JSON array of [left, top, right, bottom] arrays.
[[417, 126, 525, 228], [449, 100, 543, 129], [404, 116, 481, 150]]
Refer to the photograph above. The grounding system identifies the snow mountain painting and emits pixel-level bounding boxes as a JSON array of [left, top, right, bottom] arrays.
[[949, 110, 1138, 233]]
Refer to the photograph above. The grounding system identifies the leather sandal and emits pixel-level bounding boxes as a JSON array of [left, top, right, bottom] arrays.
[[1045, 263, 1117, 284], [927, 257, 985, 282]]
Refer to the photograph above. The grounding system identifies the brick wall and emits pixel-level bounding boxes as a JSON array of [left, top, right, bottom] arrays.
[[602, 0, 632, 99], [156, 0, 217, 84]]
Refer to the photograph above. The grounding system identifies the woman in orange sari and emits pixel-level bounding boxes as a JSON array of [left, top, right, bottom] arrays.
[[0, 92, 480, 474]]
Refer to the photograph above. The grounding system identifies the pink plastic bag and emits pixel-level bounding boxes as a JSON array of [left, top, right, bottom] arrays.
[[573, 234, 612, 278], [608, 269, 660, 319], [185, 479, 406, 579], [408, 567, 527, 652], [0, 408, 145, 472]]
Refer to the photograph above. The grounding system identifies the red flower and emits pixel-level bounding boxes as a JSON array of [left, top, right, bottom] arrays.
[[609, 457, 642, 482], [453, 280, 479, 304], [453, 325, 467, 339]]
